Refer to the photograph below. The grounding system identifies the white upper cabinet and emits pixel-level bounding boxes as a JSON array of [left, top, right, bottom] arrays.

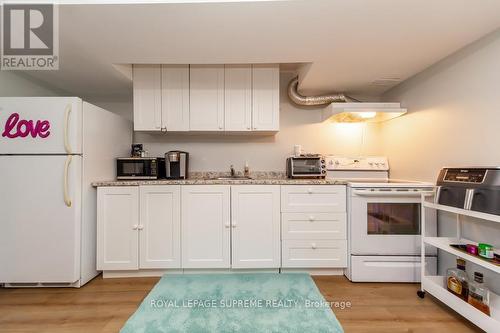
[[224, 65, 252, 131], [139, 185, 181, 269], [189, 65, 225, 131], [161, 65, 190, 131], [252, 64, 280, 131], [133, 65, 162, 131], [133, 64, 279, 133], [231, 185, 281, 269], [181, 185, 231, 268]]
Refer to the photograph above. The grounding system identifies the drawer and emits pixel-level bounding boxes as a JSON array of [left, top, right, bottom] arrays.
[[349, 255, 437, 283], [282, 213, 346, 240], [280, 185, 346, 212], [282, 240, 347, 268]]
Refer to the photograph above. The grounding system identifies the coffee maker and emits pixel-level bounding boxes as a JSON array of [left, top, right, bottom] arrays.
[[165, 151, 189, 179]]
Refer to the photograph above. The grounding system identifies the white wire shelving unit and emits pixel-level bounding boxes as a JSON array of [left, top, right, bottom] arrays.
[[419, 193, 500, 333]]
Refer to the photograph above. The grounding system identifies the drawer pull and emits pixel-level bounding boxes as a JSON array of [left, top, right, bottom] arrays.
[[308, 215, 315, 222], [311, 243, 317, 249], [307, 188, 313, 194]]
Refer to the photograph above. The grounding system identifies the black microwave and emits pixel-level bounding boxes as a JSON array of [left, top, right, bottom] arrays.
[[116, 157, 165, 180], [286, 155, 326, 178]]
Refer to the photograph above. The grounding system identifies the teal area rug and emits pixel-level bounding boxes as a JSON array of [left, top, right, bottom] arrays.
[[121, 273, 344, 333]]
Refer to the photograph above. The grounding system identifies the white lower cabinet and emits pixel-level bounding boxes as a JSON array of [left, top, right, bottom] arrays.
[[97, 186, 181, 271], [181, 185, 231, 268], [281, 212, 346, 240], [97, 187, 139, 270], [139, 186, 181, 269], [231, 186, 281, 269], [282, 240, 347, 268], [280, 185, 347, 269], [97, 184, 348, 274]]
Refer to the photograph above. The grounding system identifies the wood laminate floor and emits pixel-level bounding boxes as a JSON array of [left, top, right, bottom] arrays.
[[0, 275, 482, 333]]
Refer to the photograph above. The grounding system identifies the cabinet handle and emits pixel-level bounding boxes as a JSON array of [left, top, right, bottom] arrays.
[[232, 223, 237, 228], [138, 225, 144, 230], [309, 216, 315, 222], [225, 223, 230, 228], [307, 188, 313, 194], [311, 243, 317, 249], [132, 224, 138, 230]]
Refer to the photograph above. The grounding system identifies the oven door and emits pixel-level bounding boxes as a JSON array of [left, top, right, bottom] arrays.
[[350, 188, 432, 255]]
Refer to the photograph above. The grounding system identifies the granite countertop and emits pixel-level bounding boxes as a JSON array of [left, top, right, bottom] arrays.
[[92, 171, 348, 187]]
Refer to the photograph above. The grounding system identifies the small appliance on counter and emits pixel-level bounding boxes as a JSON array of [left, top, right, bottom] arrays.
[[165, 151, 189, 179], [131, 143, 144, 157], [116, 157, 165, 180], [286, 154, 326, 178], [436, 167, 500, 216]]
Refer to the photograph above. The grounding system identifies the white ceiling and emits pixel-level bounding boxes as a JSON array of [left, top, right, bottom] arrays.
[[20, 0, 500, 101]]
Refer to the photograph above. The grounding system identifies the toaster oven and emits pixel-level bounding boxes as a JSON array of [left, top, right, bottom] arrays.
[[286, 155, 326, 178]]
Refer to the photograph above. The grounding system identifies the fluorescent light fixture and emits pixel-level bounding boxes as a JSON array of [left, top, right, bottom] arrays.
[[322, 102, 406, 123]]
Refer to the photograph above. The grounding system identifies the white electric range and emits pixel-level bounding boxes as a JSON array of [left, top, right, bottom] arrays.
[[325, 156, 437, 282]]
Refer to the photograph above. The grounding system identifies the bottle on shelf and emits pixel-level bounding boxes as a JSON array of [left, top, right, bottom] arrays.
[[467, 272, 491, 316], [446, 258, 469, 301]]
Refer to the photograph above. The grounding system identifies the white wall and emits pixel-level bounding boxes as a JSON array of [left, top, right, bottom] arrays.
[[135, 71, 382, 172], [382, 29, 500, 181], [382, 29, 500, 291], [0, 71, 65, 97], [0, 71, 132, 119]]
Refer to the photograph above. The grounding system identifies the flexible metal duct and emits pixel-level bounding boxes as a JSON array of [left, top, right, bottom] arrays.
[[287, 77, 358, 106]]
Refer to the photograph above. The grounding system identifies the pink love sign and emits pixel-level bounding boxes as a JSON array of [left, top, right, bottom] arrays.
[[2, 113, 51, 139]]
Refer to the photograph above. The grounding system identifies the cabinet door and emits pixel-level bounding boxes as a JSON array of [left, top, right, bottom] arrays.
[[189, 65, 225, 131], [252, 64, 280, 131], [139, 186, 181, 269], [231, 185, 281, 268], [97, 187, 139, 271], [224, 65, 252, 131], [161, 65, 189, 131], [181, 185, 230, 268], [133, 65, 162, 131]]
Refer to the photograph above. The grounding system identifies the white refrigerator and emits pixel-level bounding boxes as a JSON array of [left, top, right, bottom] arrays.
[[0, 97, 131, 287]]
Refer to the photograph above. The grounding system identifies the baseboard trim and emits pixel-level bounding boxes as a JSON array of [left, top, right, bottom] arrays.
[[280, 268, 345, 276]]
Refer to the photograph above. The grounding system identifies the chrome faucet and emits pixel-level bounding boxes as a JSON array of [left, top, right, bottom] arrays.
[[230, 164, 235, 177]]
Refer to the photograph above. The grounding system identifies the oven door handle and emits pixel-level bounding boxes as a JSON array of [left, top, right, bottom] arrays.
[[352, 189, 435, 197]]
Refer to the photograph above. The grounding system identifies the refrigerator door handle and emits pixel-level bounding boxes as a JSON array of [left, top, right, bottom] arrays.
[[64, 104, 72, 154], [64, 155, 72, 207]]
